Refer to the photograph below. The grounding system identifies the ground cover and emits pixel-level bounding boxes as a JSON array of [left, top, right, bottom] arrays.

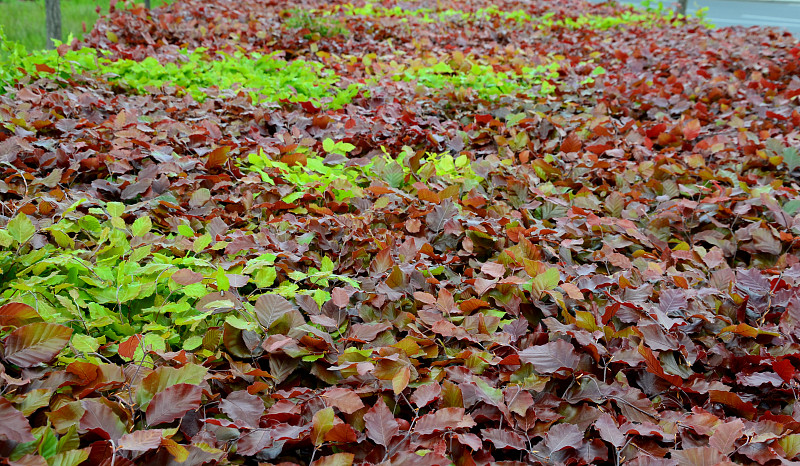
[[0, 0, 799, 464]]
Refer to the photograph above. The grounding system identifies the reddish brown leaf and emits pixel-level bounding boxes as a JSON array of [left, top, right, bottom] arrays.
[[483, 428, 526, 450], [560, 132, 582, 153], [79, 398, 126, 441], [331, 287, 349, 308], [414, 407, 475, 435], [205, 145, 231, 169], [170, 269, 204, 285], [311, 453, 355, 466], [323, 388, 364, 414], [364, 398, 399, 447], [0, 302, 41, 327], [146, 383, 202, 426], [118, 334, 142, 359], [324, 423, 358, 443], [220, 390, 263, 428], [118, 429, 164, 451], [410, 383, 442, 408], [709, 419, 744, 455], [3, 322, 72, 367], [518, 340, 579, 374], [0, 398, 35, 443], [709, 391, 757, 418]]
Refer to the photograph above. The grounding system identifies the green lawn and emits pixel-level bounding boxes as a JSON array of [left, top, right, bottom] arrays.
[[1, 0, 170, 51]]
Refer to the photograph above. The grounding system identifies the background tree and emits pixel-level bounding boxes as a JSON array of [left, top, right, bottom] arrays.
[[677, 0, 688, 15], [45, 0, 61, 49]]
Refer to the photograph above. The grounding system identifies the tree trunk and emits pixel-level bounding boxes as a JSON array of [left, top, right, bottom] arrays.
[[677, 0, 688, 16], [45, 0, 62, 50], [144, 0, 151, 9]]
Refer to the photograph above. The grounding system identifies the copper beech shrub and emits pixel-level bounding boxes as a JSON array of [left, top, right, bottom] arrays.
[[1, 0, 800, 464]]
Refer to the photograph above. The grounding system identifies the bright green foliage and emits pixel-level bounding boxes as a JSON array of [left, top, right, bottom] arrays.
[[343, 2, 709, 28], [397, 60, 561, 98], [283, 7, 350, 38], [0, 39, 346, 106]]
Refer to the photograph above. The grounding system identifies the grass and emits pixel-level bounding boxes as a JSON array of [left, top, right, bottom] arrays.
[[0, 0, 170, 51]]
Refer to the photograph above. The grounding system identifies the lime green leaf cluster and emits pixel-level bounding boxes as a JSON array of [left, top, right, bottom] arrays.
[[0, 37, 349, 107], [343, 2, 705, 29]]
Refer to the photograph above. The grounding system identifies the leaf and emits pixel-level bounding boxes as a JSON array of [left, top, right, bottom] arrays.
[[7, 213, 35, 244], [683, 118, 702, 140], [47, 449, 89, 466], [0, 398, 35, 443], [311, 407, 335, 446], [206, 146, 231, 169], [132, 216, 152, 237], [0, 302, 42, 327], [414, 407, 475, 435], [483, 428, 527, 450], [671, 447, 728, 466], [778, 434, 800, 459], [137, 364, 207, 410], [426, 199, 458, 232], [560, 132, 582, 153], [118, 334, 142, 359], [254, 294, 294, 329], [594, 413, 625, 448], [544, 423, 584, 453], [171, 269, 204, 285], [532, 267, 560, 293], [323, 388, 364, 415], [518, 339, 579, 374], [118, 429, 164, 451], [659, 288, 687, 315], [410, 383, 441, 408], [220, 390, 263, 428], [146, 383, 203, 426], [3, 322, 72, 367], [79, 398, 126, 441], [323, 138, 335, 152], [708, 390, 757, 418], [312, 453, 354, 466], [363, 398, 399, 447], [709, 419, 744, 455], [481, 262, 505, 278]]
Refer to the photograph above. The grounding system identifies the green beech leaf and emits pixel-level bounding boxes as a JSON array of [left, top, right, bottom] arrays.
[[8, 213, 35, 244], [132, 216, 152, 237]]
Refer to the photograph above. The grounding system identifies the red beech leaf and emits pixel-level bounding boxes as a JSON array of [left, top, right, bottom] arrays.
[[311, 453, 355, 466], [0, 398, 35, 443], [560, 132, 582, 153], [483, 428, 526, 450], [518, 339, 579, 374], [324, 423, 358, 443], [414, 407, 475, 435], [236, 429, 273, 456], [205, 145, 231, 169], [118, 429, 164, 451], [79, 398, 126, 441], [323, 388, 364, 414], [146, 383, 202, 426], [118, 334, 142, 359], [410, 383, 442, 408], [220, 390, 263, 428], [709, 419, 744, 455], [0, 302, 42, 327], [364, 398, 399, 447], [331, 287, 349, 308], [709, 391, 757, 418], [3, 322, 72, 367], [254, 294, 294, 329], [171, 269, 204, 285]]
